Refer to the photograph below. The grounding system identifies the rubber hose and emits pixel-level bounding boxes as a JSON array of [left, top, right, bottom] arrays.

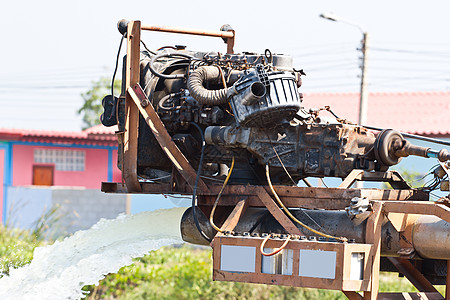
[[149, 52, 195, 79], [187, 66, 230, 105], [158, 93, 178, 111]]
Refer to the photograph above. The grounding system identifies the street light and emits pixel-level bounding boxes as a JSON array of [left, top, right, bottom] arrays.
[[319, 12, 369, 126]]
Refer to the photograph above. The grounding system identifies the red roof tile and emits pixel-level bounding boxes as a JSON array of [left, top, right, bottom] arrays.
[[83, 124, 118, 135], [302, 91, 450, 137], [0, 124, 118, 146]]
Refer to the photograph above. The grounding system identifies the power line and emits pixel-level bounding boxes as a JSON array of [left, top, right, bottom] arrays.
[[371, 47, 450, 57]]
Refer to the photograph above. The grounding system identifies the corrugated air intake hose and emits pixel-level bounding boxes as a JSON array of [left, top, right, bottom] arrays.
[[187, 66, 230, 105]]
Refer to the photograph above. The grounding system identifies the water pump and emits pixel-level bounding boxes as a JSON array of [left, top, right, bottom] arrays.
[[101, 20, 450, 298]]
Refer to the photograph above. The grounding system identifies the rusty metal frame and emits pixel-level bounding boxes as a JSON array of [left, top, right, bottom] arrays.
[[102, 182, 428, 206], [383, 201, 450, 223], [208, 197, 449, 299], [120, 21, 235, 193], [362, 202, 383, 300], [377, 293, 445, 299], [387, 257, 440, 293], [212, 235, 373, 291], [122, 20, 142, 192], [113, 20, 450, 300]]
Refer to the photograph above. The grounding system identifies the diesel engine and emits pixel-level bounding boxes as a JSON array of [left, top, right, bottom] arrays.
[[101, 25, 450, 186]]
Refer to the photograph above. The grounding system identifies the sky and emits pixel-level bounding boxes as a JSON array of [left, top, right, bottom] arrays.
[[1, 0, 450, 131]]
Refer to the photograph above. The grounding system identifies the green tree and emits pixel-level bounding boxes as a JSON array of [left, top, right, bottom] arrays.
[[78, 77, 121, 130], [382, 168, 425, 189]]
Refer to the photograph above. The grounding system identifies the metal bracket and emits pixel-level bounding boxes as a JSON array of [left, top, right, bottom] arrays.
[[387, 257, 442, 295], [217, 197, 249, 235], [339, 170, 411, 190], [254, 186, 303, 236], [383, 201, 450, 223], [346, 197, 371, 225], [131, 85, 150, 108]]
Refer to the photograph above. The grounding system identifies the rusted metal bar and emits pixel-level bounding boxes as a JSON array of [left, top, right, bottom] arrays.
[[339, 170, 410, 189], [102, 182, 173, 194], [226, 29, 235, 54], [446, 260, 450, 300], [387, 257, 441, 294], [383, 201, 450, 223], [342, 291, 363, 300], [209, 184, 427, 202], [255, 186, 304, 236], [141, 24, 234, 38], [377, 292, 444, 299], [140, 24, 235, 54], [102, 181, 428, 205], [364, 202, 383, 300], [339, 169, 364, 188], [123, 21, 142, 192], [127, 83, 209, 193], [218, 198, 248, 233]]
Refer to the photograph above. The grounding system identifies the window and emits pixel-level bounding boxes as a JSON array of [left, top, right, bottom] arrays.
[[34, 149, 85, 171]]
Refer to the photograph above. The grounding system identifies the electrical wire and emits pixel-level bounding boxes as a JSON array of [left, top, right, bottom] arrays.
[[137, 175, 171, 182], [319, 178, 329, 188], [265, 134, 330, 232], [264, 131, 311, 188], [270, 143, 297, 186], [371, 47, 450, 58], [190, 122, 212, 243], [215, 64, 234, 116], [140, 40, 157, 55], [111, 33, 126, 124], [200, 175, 226, 183], [265, 164, 348, 243], [216, 65, 228, 88], [111, 33, 126, 99], [209, 157, 235, 233], [260, 234, 291, 257], [163, 194, 192, 199], [149, 52, 198, 79]]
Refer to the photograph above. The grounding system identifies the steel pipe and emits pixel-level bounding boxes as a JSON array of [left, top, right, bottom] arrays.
[[141, 24, 234, 38], [181, 207, 450, 260], [412, 216, 450, 260]]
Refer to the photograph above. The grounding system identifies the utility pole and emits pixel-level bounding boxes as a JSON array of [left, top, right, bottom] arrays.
[[319, 12, 369, 126], [320, 12, 368, 188], [358, 32, 369, 126]]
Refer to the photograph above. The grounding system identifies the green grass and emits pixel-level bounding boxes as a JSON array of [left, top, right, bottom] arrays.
[[0, 225, 45, 276], [83, 245, 445, 299], [0, 204, 61, 277], [0, 222, 444, 299]]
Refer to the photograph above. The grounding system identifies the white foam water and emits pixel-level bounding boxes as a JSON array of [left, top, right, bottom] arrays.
[[0, 207, 186, 300]]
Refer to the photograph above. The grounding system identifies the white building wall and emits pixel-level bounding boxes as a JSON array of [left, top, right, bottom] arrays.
[[6, 186, 127, 235]]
